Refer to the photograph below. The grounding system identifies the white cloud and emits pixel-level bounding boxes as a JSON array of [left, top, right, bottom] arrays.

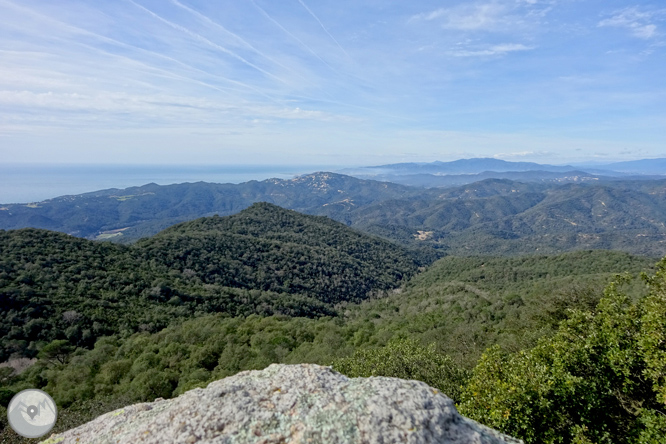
[[0, 90, 352, 128], [410, 3, 507, 31], [409, 1, 556, 31], [634, 24, 657, 39], [492, 151, 552, 158], [451, 43, 534, 57], [490, 43, 533, 52], [598, 7, 663, 39]]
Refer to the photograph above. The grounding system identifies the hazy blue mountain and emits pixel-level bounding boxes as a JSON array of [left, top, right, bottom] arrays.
[[340, 158, 580, 175], [343, 179, 666, 257], [345, 170, 605, 188], [589, 158, 666, 175], [338, 158, 666, 188], [3, 171, 666, 257]]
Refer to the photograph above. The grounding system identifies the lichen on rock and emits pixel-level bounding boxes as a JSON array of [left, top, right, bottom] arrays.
[[40, 364, 522, 443]]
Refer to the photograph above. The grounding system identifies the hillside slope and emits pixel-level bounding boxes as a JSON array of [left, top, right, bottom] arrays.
[[0, 204, 419, 361], [138, 203, 422, 303], [348, 180, 666, 256]]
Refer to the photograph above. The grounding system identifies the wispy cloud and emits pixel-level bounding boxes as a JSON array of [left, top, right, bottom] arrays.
[[247, 0, 337, 72], [598, 7, 664, 39], [169, 0, 303, 80], [409, 0, 559, 34], [492, 151, 552, 159], [410, 3, 507, 31], [297, 0, 351, 59], [0, 0, 274, 99], [0, 1, 360, 129], [451, 43, 534, 57], [127, 0, 286, 83], [0, 89, 351, 127], [0, 0, 664, 166]]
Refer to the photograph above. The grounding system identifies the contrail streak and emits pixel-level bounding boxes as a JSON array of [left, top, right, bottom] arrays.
[[247, 0, 373, 111], [128, 0, 286, 84], [247, 0, 338, 72], [0, 0, 280, 101], [85, 34, 272, 98], [77, 40, 266, 99], [297, 0, 351, 59], [170, 0, 305, 80]]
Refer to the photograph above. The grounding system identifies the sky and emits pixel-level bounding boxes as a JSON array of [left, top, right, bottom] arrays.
[[1, 0, 665, 166]]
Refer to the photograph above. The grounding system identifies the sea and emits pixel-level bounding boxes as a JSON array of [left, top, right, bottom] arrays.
[[0, 164, 338, 204]]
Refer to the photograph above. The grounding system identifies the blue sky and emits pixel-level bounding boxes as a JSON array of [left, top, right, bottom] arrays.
[[1, 0, 664, 166]]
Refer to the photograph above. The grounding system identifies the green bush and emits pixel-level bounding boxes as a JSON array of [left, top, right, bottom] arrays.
[[333, 338, 468, 402], [459, 264, 666, 443]]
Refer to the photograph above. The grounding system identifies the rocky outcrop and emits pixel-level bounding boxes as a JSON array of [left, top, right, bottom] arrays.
[[40, 364, 522, 443]]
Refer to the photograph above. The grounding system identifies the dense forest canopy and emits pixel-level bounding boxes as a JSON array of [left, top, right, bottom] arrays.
[[0, 203, 421, 363]]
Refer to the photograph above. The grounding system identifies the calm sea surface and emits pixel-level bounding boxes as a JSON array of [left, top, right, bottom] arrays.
[[0, 164, 335, 204]]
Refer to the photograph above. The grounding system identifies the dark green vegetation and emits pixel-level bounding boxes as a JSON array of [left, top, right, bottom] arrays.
[[0, 203, 421, 363], [354, 179, 666, 256], [459, 269, 666, 443], [138, 202, 423, 304], [343, 251, 655, 368], [333, 338, 469, 403], [2, 174, 666, 257], [2, 217, 663, 444]]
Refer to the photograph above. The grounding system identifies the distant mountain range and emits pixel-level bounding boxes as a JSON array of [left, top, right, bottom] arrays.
[[339, 157, 666, 187], [576, 158, 666, 175], [0, 173, 415, 240], [3, 170, 666, 257], [343, 158, 579, 174]]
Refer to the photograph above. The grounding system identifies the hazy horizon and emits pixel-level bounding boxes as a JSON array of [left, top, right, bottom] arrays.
[[0, 163, 333, 203], [2, 155, 665, 204]]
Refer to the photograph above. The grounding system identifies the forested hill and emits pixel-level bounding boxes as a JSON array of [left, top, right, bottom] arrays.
[[351, 179, 666, 256], [137, 203, 423, 303], [0, 203, 421, 362]]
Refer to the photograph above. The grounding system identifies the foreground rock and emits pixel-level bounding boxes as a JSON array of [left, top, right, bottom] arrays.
[[41, 364, 522, 443]]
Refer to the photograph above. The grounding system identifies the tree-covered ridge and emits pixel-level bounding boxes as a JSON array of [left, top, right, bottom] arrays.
[[0, 173, 415, 239], [0, 204, 421, 362], [0, 228, 335, 363], [3, 175, 666, 257], [138, 203, 422, 303], [404, 250, 656, 292], [155, 202, 418, 261], [350, 180, 666, 256]]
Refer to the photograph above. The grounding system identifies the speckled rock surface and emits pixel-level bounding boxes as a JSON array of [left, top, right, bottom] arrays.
[[40, 364, 522, 444]]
